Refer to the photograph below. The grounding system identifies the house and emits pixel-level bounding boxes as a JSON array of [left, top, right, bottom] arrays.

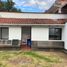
[[45, 0, 67, 13], [0, 12, 67, 51]]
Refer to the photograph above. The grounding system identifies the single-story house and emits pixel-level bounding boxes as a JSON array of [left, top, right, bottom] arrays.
[[0, 12, 67, 51]]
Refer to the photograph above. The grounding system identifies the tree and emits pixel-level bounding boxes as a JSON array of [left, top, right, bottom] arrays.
[[0, 0, 22, 12], [0, 0, 4, 11], [5, 0, 14, 11], [10, 7, 22, 12]]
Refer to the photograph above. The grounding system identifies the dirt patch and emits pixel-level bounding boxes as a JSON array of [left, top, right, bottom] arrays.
[[0, 51, 67, 67], [8, 56, 33, 65]]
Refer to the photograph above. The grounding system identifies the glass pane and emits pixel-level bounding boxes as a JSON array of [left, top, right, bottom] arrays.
[[0, 28, 1, 39], [2, 27, 8, 40], [49, 28, 55, 35], [49, 28, 62, 40], [55, 29, 60, 35]]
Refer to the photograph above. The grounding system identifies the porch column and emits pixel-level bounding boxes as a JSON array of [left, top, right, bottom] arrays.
[[62, 23, 67, 50], [9, 27, 21, 40]]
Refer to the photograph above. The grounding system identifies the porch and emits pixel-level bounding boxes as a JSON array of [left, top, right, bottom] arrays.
[[0, 40, 21, 50], [0, 26, 65, 50], [0, 26, 31, 49]]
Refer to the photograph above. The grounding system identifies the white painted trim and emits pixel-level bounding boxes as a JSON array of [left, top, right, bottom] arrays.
[[0, 24, 65, 26], [0, 12, 67, 19], [45, 40, 64, 42], [62, 23, 67, 50], [31, 40, 64, 42]]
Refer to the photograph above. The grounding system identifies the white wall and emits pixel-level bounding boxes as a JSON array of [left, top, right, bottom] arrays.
[[9, 27, 21, 40], [62, 23, 67, 50], [0, 12, 67, 19], [31, 26, 49, 41]]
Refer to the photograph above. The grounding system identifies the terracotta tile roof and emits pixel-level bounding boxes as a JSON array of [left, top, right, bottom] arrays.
[[0, 18, 66, 24]]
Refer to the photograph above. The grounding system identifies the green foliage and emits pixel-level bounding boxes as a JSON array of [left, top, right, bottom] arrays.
[[0, 0, 21, 12]]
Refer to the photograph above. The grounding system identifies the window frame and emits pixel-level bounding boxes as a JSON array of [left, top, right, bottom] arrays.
[[0, 27, 9, 40], [49, 27, 62, 40]]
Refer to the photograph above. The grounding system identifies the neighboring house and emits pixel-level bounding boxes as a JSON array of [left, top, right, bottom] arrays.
[[45, 0, 67, 13], [0, 12, 67, 51]]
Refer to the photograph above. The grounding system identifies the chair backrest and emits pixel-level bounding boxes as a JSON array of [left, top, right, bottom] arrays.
[[12, 39, 19, 46]]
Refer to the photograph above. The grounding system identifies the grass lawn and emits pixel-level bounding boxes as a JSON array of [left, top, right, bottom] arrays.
[[0, 50, 67, 67]]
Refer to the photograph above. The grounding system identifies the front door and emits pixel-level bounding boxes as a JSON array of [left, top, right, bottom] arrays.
[[21, 27, 31, 49]]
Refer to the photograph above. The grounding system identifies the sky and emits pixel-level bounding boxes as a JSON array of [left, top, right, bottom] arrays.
[[2, 0, 56, 12]]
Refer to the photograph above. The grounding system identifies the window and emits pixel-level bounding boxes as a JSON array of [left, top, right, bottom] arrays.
[[49, 28, 62, 40], [0, 27, 8, 40]]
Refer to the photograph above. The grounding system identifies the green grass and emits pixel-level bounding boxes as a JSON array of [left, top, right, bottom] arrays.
[[0, 51, 21, 60], [24, 51, 61, 63], [0, 51, 65, 67]]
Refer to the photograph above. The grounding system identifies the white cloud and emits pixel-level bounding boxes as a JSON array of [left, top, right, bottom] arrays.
[[22, 0, 47, 6], [13, 0, 56, 10]]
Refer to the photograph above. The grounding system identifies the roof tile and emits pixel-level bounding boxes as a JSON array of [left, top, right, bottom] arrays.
[[0, 18, 66, 24]]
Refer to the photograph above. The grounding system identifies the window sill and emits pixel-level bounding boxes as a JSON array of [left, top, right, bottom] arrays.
[[48, 40, 64, 42]]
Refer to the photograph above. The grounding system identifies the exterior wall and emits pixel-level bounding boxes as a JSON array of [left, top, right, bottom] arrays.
[[9, 27, 21, 40], [31, 26, 49, 41], [0, 12, 67, 19], [31, 26, 64, 49], [62, 23, 67, 50], [32, 41, 64, 49], [62, 27, 65, 41]]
